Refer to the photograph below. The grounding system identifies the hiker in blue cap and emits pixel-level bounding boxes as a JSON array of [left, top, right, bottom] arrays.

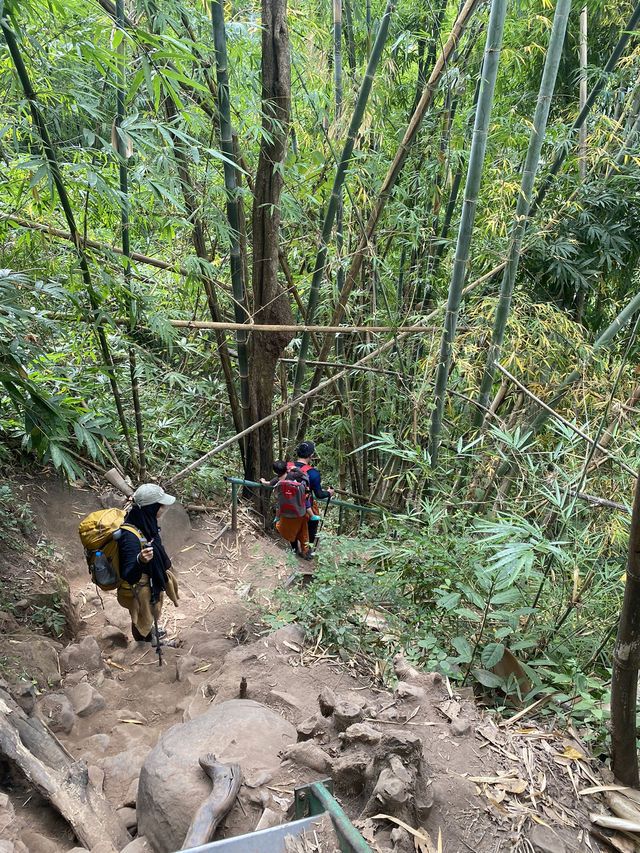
[[290, 441, 334, 552]]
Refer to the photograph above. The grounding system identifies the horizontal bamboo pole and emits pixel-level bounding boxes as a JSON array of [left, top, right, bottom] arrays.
[[0, 212, 211, 281], [166, 263, 507, 485], [167, 320, 447, 333], [495, 363, 637, 479]]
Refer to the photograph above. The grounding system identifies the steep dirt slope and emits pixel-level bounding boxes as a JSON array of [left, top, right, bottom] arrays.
[[0, 477, 622, 853]]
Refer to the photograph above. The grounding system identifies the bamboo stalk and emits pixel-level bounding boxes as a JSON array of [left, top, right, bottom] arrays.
[[494, 363, 637, 479], [157, 321, 456, 333], [298, 0, 482, 438], [611, 460, 640, 785], [429, 0, 507, 468], [287, 0, 396, 443], [474, 0, 572, 426], [1, 17, 137, 466], [0, 213, 212, 281], [116, 0, 146, 480], [531, 0, 640, 213], [211, 0, 250, 436], [162, 93, 244, 441]]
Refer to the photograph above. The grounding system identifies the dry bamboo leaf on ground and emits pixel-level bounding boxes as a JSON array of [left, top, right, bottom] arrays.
[[283, 814, 340, 852], [580, 785, 631, 796], [468, 773, 528, 794], [605, 791, 640, 825], [590, 813, 640, 833]]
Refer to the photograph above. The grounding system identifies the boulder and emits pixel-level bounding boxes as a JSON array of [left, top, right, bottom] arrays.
[[101, 744, 150, 808], [65, 683, 106, 718], [119, 838, 153, 853], [318, 686, 336, 717], [11, 680, 37, 715], [59, 637, 103, 674], [38, 693, 74, 734], [137, 699, 296, 853]]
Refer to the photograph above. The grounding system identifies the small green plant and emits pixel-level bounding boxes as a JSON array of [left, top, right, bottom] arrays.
[[29, 601, 66, 637], [0, 483, 34, 543]]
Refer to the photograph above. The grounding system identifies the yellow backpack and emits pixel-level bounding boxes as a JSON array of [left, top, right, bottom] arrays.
[[78, 508, 145, 590]]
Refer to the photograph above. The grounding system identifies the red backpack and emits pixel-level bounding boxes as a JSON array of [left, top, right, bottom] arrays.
[[274, 476, 308, 518]]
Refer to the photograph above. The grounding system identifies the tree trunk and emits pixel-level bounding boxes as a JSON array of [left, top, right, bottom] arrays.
[[610, 461, 640, 786], [0, 688, 130, 851], [245, 0, 293, 489]]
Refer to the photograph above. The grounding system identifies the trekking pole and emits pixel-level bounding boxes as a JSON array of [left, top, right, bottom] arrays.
[[313, 495, 332, 555], [149, 579, 163, 667]]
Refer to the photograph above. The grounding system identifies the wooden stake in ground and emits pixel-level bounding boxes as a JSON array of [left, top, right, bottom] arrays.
[[610, 461, 640, 786]]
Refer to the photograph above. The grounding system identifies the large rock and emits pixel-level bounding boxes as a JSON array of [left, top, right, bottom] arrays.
[[65, 682, 106, 718], [137, 699, 296, 853], [38, 693, 74, 734], [59, 637, 103, 674]]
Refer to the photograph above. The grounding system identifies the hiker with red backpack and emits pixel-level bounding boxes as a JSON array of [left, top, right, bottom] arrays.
[[290, 441, 334, 552], [264, 465, 313, 560]]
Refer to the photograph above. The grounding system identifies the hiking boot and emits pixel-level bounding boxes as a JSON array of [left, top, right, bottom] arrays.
[[150, 626, 167, 646], [299, 550, 314, 561]]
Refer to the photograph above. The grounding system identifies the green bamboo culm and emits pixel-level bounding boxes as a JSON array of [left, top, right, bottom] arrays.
[[429, 0, 508, 469], [334, 0, 347, 400], [286, 0, 396, 445], [115, 0, 147, 479], [210, 0, 250, 435], [297, 0, 481, 440], [532, 0, 640, 213], [0, 9, 138, 466], [473, 0, 572, 428], [492, 288, 640, 501]]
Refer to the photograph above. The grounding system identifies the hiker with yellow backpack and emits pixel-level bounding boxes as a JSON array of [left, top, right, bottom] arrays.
[[78, 484, 179, 652]]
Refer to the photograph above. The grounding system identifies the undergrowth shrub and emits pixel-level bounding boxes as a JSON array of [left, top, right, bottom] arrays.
[[263, 501, 623, 747]]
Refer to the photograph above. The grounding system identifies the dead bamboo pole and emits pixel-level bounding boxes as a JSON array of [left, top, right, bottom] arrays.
[[0, 213, 226, 285], [166, 261, 502, 485], [494, 363, 637, 479], [163, 321, 455, 333]]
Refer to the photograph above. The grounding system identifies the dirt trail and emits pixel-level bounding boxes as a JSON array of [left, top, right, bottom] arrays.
[[0, 477, 619, 853]]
